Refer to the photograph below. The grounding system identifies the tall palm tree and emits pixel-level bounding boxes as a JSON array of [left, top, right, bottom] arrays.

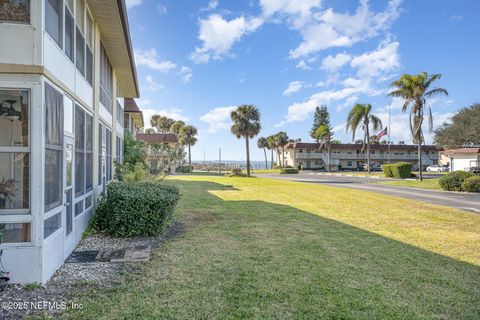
[[170, 120, 185, 134], [267, 135, 276, 169], [257, 137, 269, 170], [346, 104, 382, 174], [389, 72, 448, 180], [313, 125, 332, 172], [231, 105, 261, 177], [179, 125, 198, 171], [274, 132, 289, 168]]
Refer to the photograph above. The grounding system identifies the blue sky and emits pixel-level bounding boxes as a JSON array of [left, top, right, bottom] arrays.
[[125, 0, 480, 161]]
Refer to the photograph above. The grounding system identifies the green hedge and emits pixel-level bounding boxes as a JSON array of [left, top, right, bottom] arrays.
[[390, 162, 412, 178], [280, 168, 299, 174], [176, 165, 192, 173], [381, 164, 394, 177], [439, 171, 475, 191], [92, 181, 180, 237], [461, 176, 480, 192]]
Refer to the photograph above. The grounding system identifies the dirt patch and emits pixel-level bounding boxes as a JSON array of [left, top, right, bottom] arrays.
[[183, 210, 219, 226]]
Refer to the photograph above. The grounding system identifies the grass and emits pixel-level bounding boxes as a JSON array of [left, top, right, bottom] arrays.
[[251, 169, 281, 174], [69, 176, 480, 319], [376, 178, 441, 190]]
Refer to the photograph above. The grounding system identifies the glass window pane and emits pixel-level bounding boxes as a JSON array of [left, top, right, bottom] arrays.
[[65, 0, 73, 12], [75, 106, 85, 197], [75, 200, 83, 217], [85, 114, 93, 191], [85, 194, 92, 209], [86, 47, 93, 85], [44, 213, 61, 239], [0, 89, 29, 147], [45, 0, 63, 47], [86, 12, 93, 48], [44, 149, 62, 211], [0, 223, 31, 243], [66, 144, 73, 187], [0, 153, 29, 210], [98, 123, 103, 185], [45, 84, 63, 147], [76, 0, 85, 32], [0, 0, 30, 24], [65, 6, 75, 62], [99, 43, 112, 111], [64, 96, 73, 134], [76, 27, 85, 76]]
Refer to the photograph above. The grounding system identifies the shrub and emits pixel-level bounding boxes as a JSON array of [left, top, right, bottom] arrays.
[[176, 165, 192, 173], [227, 168, 247, 177], [123, 162, 149, 182], [439, 171, 475, 191], [390, 162, 412, 179], [280, 168, 299, 174], [92, 181, 180, 237], [461, 176, 480, 192], [381, 164, 394, 177]]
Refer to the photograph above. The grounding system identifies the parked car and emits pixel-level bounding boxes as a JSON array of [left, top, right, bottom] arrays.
[[362, 163, 382, 171], [426, 165, 449, 172]]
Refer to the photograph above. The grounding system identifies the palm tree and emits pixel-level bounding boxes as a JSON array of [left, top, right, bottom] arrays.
[[313, 125, 332, 171], [179, 125, 198, 171], [389, 72, 448, 180], [257, 137, 269, 170], [267, 135, 276, 169], [170, 120, 185, 134], [274, 132, 289, 168], [346, 104, 382, 174], [231, 105, 261, 177]]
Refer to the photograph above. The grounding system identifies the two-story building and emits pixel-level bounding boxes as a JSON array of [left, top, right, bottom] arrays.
[[279, 142, 440, 171], [0, 0, 139, 283], [136, 133, 183, 173], [124, 97, 144, 137]]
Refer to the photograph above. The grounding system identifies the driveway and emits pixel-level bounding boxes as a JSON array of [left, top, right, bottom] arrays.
[[260, 173, 480, 213]]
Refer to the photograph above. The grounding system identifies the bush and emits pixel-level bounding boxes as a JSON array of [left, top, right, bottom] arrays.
[[390, 162, 412, 179], [439, 171, 475, 191], [381, 164, 394, 177], [461, 176, 480, 192], [227, 168, 247, 177], [123, 162, 149, 182], [92, 181, 180, 237], [176, 165, 192, 174], [280, 168, 299, 174]]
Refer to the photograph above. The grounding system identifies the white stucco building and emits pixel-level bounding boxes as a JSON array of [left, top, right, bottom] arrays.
[[0, 0, 139, 283], [442, 148, 480, 172]]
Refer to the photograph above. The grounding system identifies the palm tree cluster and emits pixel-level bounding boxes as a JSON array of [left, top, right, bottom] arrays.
[[256, 132, 289, 169]]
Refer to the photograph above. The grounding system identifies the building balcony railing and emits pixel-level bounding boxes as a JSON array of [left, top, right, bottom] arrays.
[[295, 153, 438, 161]]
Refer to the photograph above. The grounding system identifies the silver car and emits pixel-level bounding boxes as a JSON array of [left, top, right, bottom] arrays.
[[426, 165, 449, 172]]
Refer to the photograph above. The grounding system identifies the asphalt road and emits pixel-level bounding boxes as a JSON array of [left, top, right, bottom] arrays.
[[260, 173, 480, 213]]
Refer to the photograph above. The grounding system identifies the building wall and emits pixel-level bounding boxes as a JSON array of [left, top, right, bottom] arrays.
[[0, 0, 129, 283], [451, 155, 480, 172]]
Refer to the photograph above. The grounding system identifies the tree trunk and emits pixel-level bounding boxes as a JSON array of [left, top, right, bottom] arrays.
[[418, 142, 423, 181], [188, 143, 192, 172], [245, 137, 251, 177], [366, 126, 371, 174], [263, 148, 268, 169], [282, 148, 285, 168]]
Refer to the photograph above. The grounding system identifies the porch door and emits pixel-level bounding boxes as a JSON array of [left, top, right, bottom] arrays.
[[64, 136, 75, 256]]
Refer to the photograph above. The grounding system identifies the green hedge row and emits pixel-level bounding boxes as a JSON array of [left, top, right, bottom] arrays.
[[381, 162, 412, 178], [439, 171, 476, 191], [280, 168, 299, 174], [92, 181, 180, 237]]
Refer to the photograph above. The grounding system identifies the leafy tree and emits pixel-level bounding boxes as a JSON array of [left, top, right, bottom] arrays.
[[230, 105, 261, 177], [179, 125, 198, 171], [151, 115, 176, 133], [148, 143, 186, 176], [144, 128, 155, 134], [346, 104, 382, 174], [170, 120, 186, 134], [274, 131, 289, 168], [370, 135, 380, 144], [434, 103, 480, 148], [123, 130, 146, 167], [267, 135, 277, 169], [257, 137, 269, 170], [332, 139, 341, 144], [389, 72, 448, 180], [310, 105, 330, 140], [313, 125, 333, 171]]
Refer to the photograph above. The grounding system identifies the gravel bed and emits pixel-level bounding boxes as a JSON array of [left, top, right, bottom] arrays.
[[0, 221, 183, 319]]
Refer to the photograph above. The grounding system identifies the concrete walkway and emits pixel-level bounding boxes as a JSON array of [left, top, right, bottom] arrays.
[[260, 173, 480, 213]]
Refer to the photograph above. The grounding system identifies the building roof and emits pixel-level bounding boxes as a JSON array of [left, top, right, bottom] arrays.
[[87, 0, 139, 98], [443, 148, 480, 156], [285, 142, 440, 151], [136, 133, 179, 144], [124, 98, 144, 128]]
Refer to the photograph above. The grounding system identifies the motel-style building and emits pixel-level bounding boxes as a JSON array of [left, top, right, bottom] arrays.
[[278, 142, 441, 171], [0, 0, 139, 283]]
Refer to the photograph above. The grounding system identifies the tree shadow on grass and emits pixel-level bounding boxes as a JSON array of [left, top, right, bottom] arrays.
[[72, 179, 480, 320]]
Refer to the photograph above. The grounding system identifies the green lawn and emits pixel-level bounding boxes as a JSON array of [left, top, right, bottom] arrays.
[[70, 176, 480, 319], [251, 169, 281, 174], [376, 178, 441, 190]]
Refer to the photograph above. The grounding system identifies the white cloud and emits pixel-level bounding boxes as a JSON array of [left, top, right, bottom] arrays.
[[283, 81, 304, 96], [145, 75, 164, 91], [200, 0, 219, 12], [336, 96, 359, 112], [296, 60, 311, 70], [134, 48, 176, 73], [200, 106, 236, 132], [350, 41, 400, 78], [289, 0, 402, 58], [156, 4, 167, 15], [178, 66, 193, 83], [141, 108, 189, 129], [260, 0, 322, 28], [190, 14, 263, 63], [125, 0, 141, 9], [321, 52, 352, 72]]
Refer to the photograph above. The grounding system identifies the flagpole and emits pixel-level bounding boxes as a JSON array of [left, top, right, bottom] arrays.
[[388, 102, 391, 164]]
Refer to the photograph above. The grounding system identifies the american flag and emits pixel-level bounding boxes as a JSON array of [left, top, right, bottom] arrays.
[[375, 127, 388, 140]]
